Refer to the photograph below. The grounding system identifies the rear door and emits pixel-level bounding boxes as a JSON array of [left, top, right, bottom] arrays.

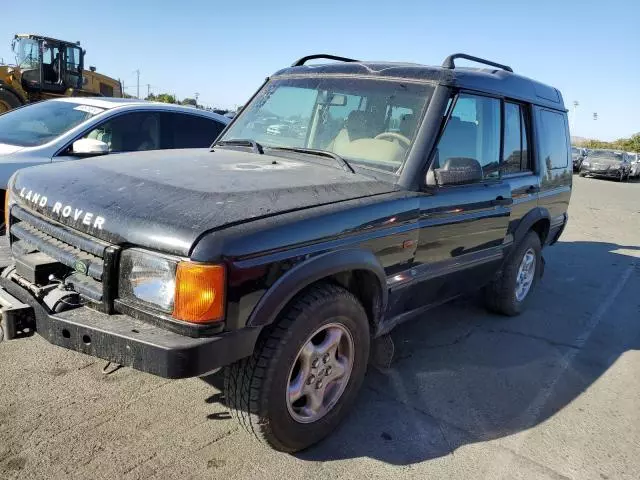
[[502, 101, 539, 241], [390, 93, 511, 314]]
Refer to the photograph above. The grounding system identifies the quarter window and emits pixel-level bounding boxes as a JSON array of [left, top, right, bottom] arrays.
[[503, 102, 530, 174], [539, 110, 569, 169], [433, 93, 501, 183]]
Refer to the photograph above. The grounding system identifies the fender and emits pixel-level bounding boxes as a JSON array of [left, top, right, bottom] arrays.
[[246, 248, 388, 328], [513, 207, 551, 246]]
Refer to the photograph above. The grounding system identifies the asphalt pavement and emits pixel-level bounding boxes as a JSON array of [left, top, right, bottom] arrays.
[[0, 175, 639, 480]]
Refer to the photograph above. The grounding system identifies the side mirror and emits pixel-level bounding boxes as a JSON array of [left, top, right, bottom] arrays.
[[72, 138, 109, 157], [434, 157, 483, 185]]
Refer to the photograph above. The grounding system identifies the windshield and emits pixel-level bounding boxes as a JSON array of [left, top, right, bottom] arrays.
[[13, 37, 40, 69], [590, 149, 623, 161], [221, 77, 434, 173], [0, 101, 106, 147]]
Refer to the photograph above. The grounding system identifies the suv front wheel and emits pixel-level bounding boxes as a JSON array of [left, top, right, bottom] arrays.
[[484, 231, 542, 316], [225, 283, 370, 452]]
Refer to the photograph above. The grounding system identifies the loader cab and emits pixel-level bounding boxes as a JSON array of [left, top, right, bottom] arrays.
[[12, 35, 84, 94]]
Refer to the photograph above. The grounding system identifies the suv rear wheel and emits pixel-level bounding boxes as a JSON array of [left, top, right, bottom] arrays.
[[484, 231, 542, 316], [225, 283, 370, 452]]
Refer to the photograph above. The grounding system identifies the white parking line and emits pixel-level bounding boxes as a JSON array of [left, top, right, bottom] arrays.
[[489, 262, 636, 478]]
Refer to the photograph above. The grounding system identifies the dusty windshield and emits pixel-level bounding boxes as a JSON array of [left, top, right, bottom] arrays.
[[222, 77, 433, 172], [590, 149, 623, 161]]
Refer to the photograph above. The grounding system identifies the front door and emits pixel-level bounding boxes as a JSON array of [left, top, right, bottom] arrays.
[[393, 92, 512, 314]]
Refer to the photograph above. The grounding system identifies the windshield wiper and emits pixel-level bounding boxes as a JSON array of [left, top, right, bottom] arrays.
[[269, 147, 355, 174], [214, 139, 264, 154]]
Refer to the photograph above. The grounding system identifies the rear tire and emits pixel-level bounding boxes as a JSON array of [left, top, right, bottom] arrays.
[[484, 231, 542, 316], [224, 283, 370, 452], [0, 90, 21, 113]]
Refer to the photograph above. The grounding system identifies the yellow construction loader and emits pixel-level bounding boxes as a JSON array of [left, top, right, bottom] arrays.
[[0, 34, 122, 113]]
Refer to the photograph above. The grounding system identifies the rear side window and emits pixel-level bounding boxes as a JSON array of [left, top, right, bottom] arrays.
[[164, 113, 226, 149], [539, 110, 569, 169], [502, 102, 530, 174]]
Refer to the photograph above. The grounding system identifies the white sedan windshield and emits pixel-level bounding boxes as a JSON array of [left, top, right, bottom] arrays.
[[0, 101, 105, 147]]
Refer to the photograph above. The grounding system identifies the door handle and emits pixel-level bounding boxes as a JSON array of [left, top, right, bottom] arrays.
[[526, 185, 540, 194], [490, 196, 513, 207]]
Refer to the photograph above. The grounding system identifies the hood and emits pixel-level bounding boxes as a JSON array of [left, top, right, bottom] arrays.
[[588, 156, 622, 167], [0, 143, 24, 156], [11, 148, 397, 256]]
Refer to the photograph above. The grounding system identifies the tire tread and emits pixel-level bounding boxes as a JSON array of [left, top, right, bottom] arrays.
[[224, 283, 364, 452]]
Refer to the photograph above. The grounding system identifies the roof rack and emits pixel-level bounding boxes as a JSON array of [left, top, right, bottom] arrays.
[[442, 53, 513, 73], [292, 54, 359, 67]]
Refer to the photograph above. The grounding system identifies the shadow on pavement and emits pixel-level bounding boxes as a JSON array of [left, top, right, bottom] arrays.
[[204, 240, 640, 465]]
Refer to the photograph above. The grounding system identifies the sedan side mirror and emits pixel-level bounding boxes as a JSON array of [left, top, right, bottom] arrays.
[[72, 138, 109, 157]]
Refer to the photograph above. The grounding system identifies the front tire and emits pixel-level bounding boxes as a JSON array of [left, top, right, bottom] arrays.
[[0, 90, 22, 114], [225, 283, 370, 452], [484, 231, 542, 316]]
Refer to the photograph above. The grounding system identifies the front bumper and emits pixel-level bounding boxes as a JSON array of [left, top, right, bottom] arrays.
[[0, 277, 261, 378], [580, 167, 623, 178]]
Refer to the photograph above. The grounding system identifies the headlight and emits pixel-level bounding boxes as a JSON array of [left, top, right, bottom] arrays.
[[119, 249, 177, 312], [118, 249, 225, 324]]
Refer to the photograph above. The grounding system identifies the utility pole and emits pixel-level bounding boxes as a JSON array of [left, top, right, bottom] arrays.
[[134, 69, 140, 99], [572, 101, 579, 131]]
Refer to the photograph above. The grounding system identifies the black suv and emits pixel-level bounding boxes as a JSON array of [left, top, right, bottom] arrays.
[[0, 53, 571, 452]]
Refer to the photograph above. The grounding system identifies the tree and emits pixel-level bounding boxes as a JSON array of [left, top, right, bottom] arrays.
[[181, 98, 197, 107], [151, 93, 176, 104]]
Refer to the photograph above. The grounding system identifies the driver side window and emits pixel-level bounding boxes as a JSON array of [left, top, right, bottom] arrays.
[[430, 93, 501, 186], [81, 112, 162, 153]]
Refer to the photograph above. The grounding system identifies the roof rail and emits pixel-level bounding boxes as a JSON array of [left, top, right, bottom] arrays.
[[292, 54, 359, 67], [442, 53, 513, 73]]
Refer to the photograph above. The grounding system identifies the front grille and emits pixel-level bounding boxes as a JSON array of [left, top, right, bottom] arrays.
[[9, 205, 111, 302]]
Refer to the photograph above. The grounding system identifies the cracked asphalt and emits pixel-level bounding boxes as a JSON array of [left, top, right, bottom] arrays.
[[1, 175, 639, 479]]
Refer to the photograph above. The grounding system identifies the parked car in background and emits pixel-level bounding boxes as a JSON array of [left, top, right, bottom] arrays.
[[627, 152, 640, 179], [579, 149, 631, 181], [571, 146, 587, 172], [0, 98, 230, 224]]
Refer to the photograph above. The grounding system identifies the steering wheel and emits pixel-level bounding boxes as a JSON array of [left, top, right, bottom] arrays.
[[374, 132, 411, 148]]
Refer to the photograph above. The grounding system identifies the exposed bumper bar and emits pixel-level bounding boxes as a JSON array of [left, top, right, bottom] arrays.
[[0, 278, 261, 378]]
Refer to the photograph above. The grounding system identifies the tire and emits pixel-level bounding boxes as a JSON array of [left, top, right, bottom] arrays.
[[484, 231, 542, 316], [578, 171, 586, 177], [224, 283, 370, 452], [0, 90, 22, 113]]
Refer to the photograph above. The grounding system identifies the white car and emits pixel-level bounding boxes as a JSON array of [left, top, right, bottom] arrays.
[[0, 97, 230, 196]]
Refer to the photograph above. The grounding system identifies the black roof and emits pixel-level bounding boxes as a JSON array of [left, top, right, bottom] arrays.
[[273, 59, 565, 111], [16, 34, 81, 48]]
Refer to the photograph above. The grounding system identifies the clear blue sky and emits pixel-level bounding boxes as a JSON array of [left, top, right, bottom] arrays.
[[2, 0, 638, 141]]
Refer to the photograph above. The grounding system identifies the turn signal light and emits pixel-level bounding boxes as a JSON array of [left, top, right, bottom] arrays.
[[173, 263, 225, 323]]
